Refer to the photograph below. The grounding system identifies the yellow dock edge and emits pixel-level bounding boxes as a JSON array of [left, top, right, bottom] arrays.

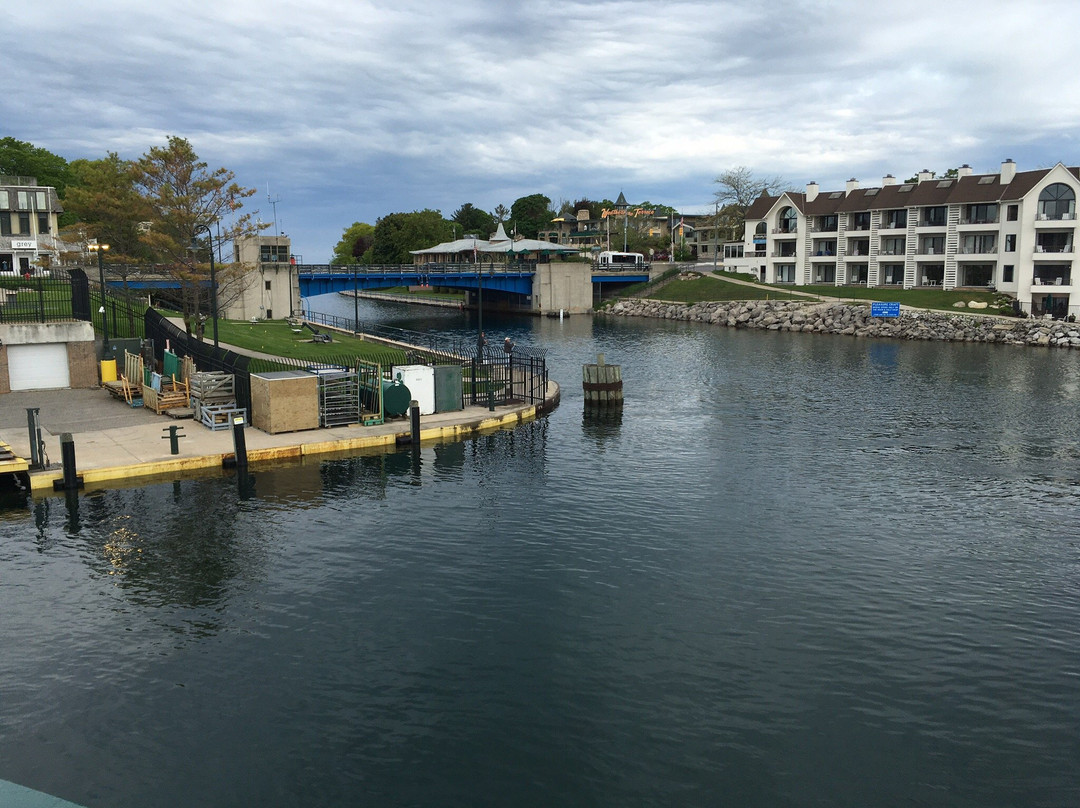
[[0, 441, 30, 474], [27, 404, 540, 493]]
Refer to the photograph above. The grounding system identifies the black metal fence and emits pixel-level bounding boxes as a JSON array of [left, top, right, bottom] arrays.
[[145, 310, 254, 413], [0, 266, 147, 340], [304, 309, 549, 407], [143, 308, 549, 419]]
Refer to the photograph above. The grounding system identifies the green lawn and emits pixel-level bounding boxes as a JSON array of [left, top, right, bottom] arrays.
[[647, 273, 1018, 314], [650, 274, 802, 303], [208, 318, 409, 367]]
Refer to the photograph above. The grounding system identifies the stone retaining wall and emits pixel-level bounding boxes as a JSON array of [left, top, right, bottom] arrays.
[[602, 299, 1080, 348]]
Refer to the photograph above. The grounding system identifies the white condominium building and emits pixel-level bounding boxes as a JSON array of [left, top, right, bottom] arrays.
[[738, 160, 1079, 318]]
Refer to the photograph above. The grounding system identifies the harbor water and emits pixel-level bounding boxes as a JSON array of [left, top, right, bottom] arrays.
[[2, 296, 1079, 807]]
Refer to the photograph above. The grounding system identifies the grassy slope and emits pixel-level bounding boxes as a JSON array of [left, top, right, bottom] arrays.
[[209, 318, 408, 366], [648, 272, 1016, 314]]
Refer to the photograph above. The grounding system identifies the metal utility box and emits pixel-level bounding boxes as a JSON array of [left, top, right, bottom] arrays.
[[392, 365, 436, 415], [433, 364, 463, 412], [250, 370, 319, 433]]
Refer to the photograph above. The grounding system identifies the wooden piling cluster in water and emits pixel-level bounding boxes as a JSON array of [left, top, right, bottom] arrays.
[[582, 354, 623, 409]]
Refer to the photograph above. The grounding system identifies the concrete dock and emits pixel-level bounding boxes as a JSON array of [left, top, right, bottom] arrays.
[[0, 383, 558, 494]]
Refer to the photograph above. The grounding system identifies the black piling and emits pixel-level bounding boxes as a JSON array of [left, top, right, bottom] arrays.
[[26, 408, 43, 469], [409, 400, 421, 445], [53, 432, 83, 491], [231, 414, 248, 477]]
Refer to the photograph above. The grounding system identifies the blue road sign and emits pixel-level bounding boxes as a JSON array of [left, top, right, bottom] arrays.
[[871, 302, 900, 318]]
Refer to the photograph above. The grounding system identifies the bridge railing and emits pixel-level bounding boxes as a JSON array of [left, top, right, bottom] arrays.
[[297, 262, 537, 275]]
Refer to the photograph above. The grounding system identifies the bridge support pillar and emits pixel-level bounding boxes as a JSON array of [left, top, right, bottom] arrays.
[[532, 263, 592, 315]]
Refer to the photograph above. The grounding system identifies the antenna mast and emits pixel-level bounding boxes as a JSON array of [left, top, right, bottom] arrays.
[[267, 183, 282, 237]]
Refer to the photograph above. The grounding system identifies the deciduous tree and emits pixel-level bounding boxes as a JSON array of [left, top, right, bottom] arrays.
[[331, 221, 375, 265], [371, 210, 452, 264], [509, 193, 552, 240], [713, 167, 790, 241], [451, 203, 495, 239], [65, 153, 152, 263], [0, 137, 75, 225], [132, 136, 261, 329]]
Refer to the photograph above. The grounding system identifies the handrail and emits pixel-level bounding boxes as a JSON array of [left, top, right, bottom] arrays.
[[297, 263, 539, 275]]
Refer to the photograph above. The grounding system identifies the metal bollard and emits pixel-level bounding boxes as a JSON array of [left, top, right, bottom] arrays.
[[161, 425, 185, 455]]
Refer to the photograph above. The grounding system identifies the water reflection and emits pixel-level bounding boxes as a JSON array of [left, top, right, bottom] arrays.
[[4, 301, 1080, 808]]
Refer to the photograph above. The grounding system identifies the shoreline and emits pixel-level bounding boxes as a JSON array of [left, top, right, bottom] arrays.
[[2, 382, 561, 496], [339, 289, 465, 309], [602, 298, 1080, 348]]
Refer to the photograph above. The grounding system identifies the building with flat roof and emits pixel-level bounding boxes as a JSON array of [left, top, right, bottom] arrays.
[[733, 160, 1080, 318], [229, 234, 299, 320], [0, 176, 66, 276]]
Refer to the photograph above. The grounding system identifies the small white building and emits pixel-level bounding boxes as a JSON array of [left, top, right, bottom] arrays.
[[736, 160, 1080, 318], [228, 234, 300, 321]]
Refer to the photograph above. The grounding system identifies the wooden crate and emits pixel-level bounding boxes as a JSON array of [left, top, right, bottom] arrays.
[[200, 403, 247, 432], [250, 371, 319, 433]]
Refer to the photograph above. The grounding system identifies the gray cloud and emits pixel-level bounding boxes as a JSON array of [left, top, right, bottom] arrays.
[[3, 0, 1079, 260]]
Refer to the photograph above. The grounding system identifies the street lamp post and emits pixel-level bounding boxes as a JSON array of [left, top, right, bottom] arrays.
[[476, 264, 484, 363], [193, 225, 219, 349], [713, 200, 719, 272], [88, 242, 110, 353]]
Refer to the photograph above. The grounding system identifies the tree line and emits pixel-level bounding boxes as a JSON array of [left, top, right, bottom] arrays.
[[1, 135, 262, 332], [3, 136, 799, 310]]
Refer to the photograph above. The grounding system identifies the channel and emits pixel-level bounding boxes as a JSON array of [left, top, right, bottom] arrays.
[[2, 295, 1079, 807]]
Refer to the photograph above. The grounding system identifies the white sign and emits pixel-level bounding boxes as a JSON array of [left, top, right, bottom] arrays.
[[12, 240, 36, 250]]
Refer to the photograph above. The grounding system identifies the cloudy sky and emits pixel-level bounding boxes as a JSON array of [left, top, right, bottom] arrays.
[[4, 0, 1079, 262]]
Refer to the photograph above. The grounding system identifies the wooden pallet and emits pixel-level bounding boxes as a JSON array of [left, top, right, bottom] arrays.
[[143, 373, 191, 414], [200, 403, 247, 431]]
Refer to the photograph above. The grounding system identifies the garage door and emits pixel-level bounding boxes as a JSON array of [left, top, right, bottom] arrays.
[[8, 343, 71, 391]]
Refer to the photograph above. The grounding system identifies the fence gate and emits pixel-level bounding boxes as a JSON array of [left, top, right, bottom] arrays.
[[70, 269, 91, 322]]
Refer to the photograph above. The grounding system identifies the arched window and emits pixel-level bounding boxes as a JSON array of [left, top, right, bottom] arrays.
[[755, 221, 767, 236], [1039, 183, 1075, 220], [778, 206, 797, 233]]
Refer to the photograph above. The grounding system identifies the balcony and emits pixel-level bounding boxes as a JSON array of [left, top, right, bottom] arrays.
[[771, 227, 798, 236], [1033, 245, 1074, 258], [917, 220, 947, 229], [1036, 212, 1076, 221], [1033, 275, 1071, 286], [960, 216, 999, 226]]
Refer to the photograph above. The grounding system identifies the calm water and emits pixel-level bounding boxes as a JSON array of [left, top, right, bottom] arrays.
[[2, 295, 1079, 807]]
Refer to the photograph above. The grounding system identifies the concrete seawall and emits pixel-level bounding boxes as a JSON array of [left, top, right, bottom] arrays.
[[603, 298, 1080, 348], [340, 290, 464, 309]]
